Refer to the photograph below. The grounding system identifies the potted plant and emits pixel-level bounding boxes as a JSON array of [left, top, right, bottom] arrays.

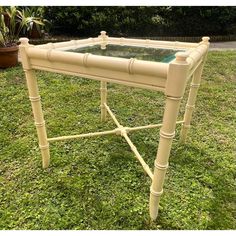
[[19, 7, 48, 39], [0, 6, 45, 68]]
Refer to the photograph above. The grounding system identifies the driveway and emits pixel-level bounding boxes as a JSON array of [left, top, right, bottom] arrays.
[[209, 41, 236, 50]]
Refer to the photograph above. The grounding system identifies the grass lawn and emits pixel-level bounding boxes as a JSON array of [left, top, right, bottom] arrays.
[[0, 51, 235, 230]]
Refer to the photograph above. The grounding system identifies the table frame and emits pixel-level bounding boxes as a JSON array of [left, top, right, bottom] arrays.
[[19, 31, 209, 220]]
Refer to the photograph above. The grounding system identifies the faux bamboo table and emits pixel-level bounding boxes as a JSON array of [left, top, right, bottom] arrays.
[[19, 31, 210, 220]]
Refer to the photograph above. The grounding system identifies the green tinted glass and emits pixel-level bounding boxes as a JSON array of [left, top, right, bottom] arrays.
[[68, 44, 183, 63]]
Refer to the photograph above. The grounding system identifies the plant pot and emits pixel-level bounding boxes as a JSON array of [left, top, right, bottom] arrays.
[[28, 23, 42, 39], [0, 45, 19, 69]]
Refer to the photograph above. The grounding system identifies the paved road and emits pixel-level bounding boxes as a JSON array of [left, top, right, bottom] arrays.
[[209, 41, 236, 50]]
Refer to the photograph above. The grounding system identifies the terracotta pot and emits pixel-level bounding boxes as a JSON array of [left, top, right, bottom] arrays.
[[28, 23, 42, 39], [0, 45, 19, 69]]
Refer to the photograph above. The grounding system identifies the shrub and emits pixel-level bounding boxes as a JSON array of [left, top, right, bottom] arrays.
[[43, 6, 236, 37]]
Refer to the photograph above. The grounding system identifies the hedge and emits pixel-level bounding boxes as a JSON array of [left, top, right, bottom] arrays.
[[43, 6, 236, 37]]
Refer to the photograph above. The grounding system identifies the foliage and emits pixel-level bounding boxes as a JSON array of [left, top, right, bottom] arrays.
[[43, 6, 169, 37], [18, 7, 49, 37], [0, 51, 235, 229], [158, 6, 236, 36], [0, 6, 45, 47], [0, 6, 22, 47], [42, 6, 236, 37], [2, 6, 234, 39]]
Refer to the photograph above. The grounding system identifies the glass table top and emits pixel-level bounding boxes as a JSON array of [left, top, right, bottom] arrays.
[[67, 44, 183, 63]]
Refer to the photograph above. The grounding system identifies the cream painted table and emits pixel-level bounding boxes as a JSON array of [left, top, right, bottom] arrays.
[[19, 31, 209, 220]]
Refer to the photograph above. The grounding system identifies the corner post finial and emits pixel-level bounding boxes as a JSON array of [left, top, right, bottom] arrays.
[[100, 31, 107, 37], [19, 38, 32, 70], [19, 37, 30, 46], [202, 36, 210, 43], [99, 31, 108, 50], [201, 37, 210, 48], [165, 51, 190, 98], [175, 52, 189, 63]]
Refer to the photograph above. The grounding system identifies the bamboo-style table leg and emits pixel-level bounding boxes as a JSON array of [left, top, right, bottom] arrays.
[[149, 96, 182, 220], [25, 70, 50, 168], [180, 65, 203, 143], [19, 38, 50, 168], [100, 81, 107, 122], [99, 31, 108, 122], [149, 52, 190, 220], [180, 37, 209, 143]]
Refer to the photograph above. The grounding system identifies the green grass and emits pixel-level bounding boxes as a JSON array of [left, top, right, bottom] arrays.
[[0, 51, 235, 229]]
